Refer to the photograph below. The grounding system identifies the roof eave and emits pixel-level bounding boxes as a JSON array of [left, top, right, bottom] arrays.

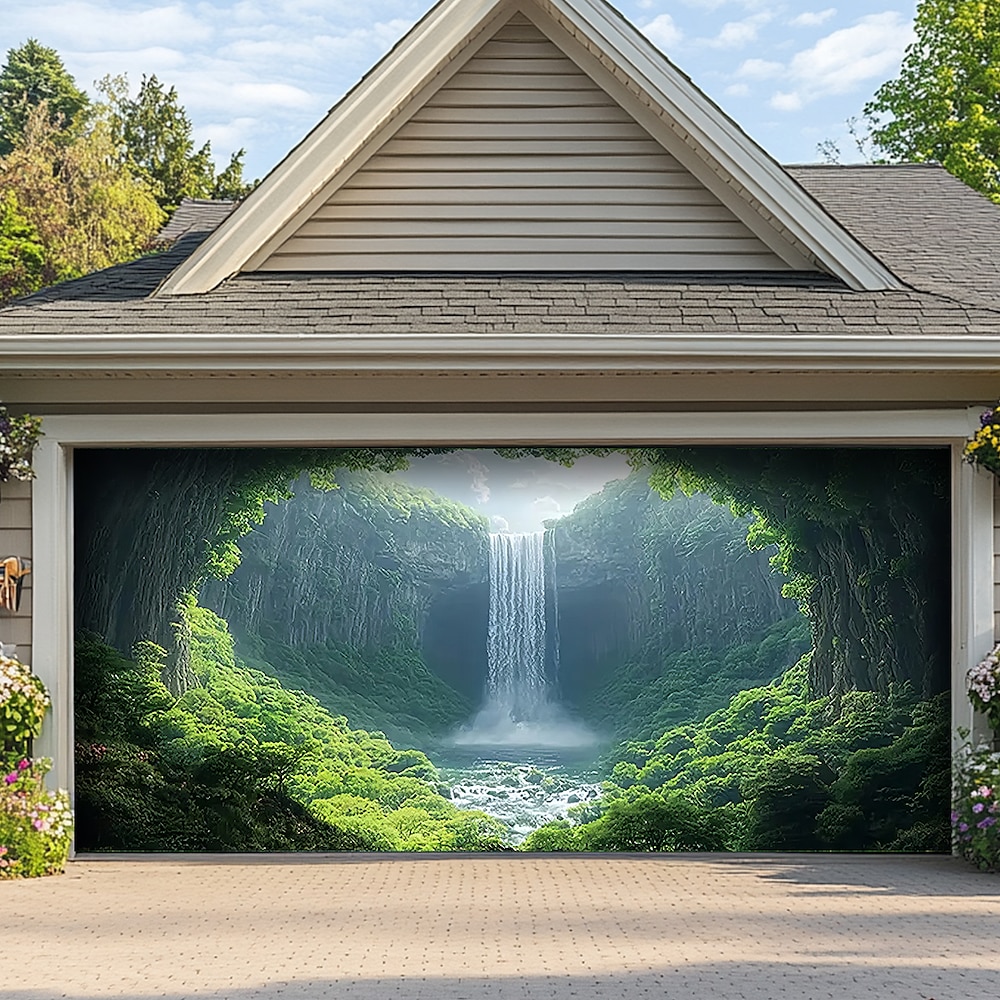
[[3, 333, 999, 373]]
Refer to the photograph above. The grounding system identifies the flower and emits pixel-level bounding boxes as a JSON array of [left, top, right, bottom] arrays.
[[4, 772, 17, 785], [973, 802, 986, 813], [16, 759, 29, 771], [977, 817, 997, 830]]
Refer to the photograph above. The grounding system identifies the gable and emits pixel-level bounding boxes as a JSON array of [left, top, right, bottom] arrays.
[[158, 0, 901, 294], [254, 15, 788, 272]]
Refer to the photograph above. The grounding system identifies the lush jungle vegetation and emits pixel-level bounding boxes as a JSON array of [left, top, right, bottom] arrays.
[[73, 446, 951, 853], [75, 605, 505, 852], [523, 657, 948, 852]]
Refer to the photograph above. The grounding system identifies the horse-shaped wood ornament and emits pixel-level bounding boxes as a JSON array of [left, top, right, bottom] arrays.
[[0, 556, 30, 612]]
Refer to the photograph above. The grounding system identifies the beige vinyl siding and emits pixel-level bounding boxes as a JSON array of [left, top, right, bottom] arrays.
[[0, 479, 32, 667], [260, 15, 789, 273]]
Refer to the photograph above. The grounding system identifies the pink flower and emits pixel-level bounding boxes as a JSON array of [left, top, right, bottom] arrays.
[[4, 772, 17, 785], [16, 759, 29, 771]]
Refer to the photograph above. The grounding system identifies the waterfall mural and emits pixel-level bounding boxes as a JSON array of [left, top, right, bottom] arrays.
[[72, 446, 951, 853], [487, 531, 549, 723]]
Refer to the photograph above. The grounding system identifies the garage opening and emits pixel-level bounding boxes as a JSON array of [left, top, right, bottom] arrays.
[[72, 445, 950, 853]]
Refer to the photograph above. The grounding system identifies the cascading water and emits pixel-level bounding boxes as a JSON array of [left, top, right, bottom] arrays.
[[445, 528, 600, 841], [487, 531, 549, 722], [452, 528, 595, 748]]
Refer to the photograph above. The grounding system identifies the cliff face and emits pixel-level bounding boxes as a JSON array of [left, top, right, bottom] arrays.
[[549, 475, 794, 704], [205, 472, 490, 700]]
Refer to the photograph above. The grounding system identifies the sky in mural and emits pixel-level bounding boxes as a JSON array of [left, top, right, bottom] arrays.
[[0, 1, 916, 182]]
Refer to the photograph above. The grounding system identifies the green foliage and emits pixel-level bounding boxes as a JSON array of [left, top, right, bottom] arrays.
[[0, 103, 164, 301], [864, 0, 1000, 202], [523, 792, 733, 852], [0, 404, 43, 483], [0, 654, 49, 757], [238, 631, 471, 746], [74, 607, 507, 852], [582, 617, 810, 742], [97, 74, 252, 211], [633, 448, 951, 699], [0, 190, 47, 300], [0, 39, 88, 155]]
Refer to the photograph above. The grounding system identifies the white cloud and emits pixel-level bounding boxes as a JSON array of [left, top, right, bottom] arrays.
[[641, 13, 683, 51], [724, 82, 750, 97], [0, 2, 213, 51], [705, 12, 773, 49], [764, 11, 914, 111], [770, 90, 803, 111], [737, 57, 783, 79], [790, 8, 837, 28]]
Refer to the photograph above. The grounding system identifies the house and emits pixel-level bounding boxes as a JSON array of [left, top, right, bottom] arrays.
[[1, 0, 999, 801]]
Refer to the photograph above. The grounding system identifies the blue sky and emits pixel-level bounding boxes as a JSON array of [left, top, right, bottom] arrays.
[[0, 1, 917, 181]]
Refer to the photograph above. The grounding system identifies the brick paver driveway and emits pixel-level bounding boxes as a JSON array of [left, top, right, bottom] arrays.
[[3, 854, 999, 999]]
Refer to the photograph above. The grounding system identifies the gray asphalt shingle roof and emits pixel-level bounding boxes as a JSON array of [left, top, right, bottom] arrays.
[[2, 164, 999, 339]]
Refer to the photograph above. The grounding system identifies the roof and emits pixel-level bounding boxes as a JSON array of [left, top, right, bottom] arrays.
[[0, 165, 998, 350], [155, 199, 237, 243], [158, 0, 897, 293]]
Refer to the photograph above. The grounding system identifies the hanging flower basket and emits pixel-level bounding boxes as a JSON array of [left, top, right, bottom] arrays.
[[968, 643, 1000, 734], [964, 404, 1000, 476], [0, 404, 43, 494]]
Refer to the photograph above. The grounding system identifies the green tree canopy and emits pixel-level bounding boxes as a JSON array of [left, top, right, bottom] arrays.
[[0, 39, 89, 156], [865, 0, 1000, 202], [98, 74, 251, 211], [0, 103, 164, 302]]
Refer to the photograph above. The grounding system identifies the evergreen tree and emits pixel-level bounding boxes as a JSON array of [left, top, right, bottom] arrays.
[[0, 39, 89, 156], [98, 74, 251, 212]]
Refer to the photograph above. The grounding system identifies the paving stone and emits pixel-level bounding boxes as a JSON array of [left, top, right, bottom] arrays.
[[2, 854, 999, 999]]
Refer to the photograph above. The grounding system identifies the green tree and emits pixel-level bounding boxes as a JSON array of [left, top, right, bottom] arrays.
[[0, 103, 164, 302], [865, 0, 1000, 202], [0, 190, 49, 300], [98, 74, 251, 211], [0, 39, 89, 155]]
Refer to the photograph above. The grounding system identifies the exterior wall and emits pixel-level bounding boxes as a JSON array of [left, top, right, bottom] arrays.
[[0, 478, 32, 667], [995, 476, 1000, 641], [262, 15, 787, 272]]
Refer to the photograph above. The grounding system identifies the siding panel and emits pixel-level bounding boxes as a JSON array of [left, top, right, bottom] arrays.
[[260, 16, 788, 273], [0, 479, 32, 667]]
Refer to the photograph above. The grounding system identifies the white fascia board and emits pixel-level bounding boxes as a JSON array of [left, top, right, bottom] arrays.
[[158, 0, 512, 296], [4, 333, 1000, 372], [539, 0, 902, 292], [33, 408, 976, 448]]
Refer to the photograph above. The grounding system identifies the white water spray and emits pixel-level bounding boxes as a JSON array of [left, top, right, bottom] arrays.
[[454, 530, 596, 748]]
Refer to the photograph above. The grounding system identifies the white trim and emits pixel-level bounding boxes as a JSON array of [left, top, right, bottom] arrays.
[[36, 409, 971, 447], [5, 333, 1000, 372], [952, 433, 997, 750], [538, 0, 900, 290], [157, 0, 899, 295], [31, 436, 74, 806]]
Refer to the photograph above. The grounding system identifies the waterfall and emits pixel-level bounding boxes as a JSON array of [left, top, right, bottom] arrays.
[[487, 531, 549, 722], [452, 528, 596, 748]]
